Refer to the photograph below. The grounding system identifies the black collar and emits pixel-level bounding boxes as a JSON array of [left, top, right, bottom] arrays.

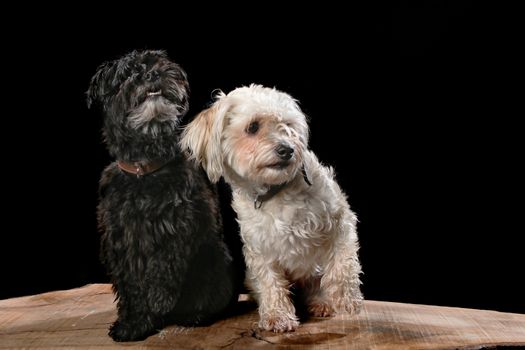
[[254, 166, 311, 209]]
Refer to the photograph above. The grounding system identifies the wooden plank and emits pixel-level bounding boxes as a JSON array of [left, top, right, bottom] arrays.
[[0, 284, 524, 349]]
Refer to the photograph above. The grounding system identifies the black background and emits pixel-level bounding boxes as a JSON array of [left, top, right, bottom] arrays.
[[3, 3, 523, 314]]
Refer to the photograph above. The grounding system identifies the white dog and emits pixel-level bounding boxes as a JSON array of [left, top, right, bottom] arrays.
[[180, 84, 362, 332]]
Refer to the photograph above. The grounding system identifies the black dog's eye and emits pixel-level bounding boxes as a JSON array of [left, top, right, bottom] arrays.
[[246, 121, 260, 135]]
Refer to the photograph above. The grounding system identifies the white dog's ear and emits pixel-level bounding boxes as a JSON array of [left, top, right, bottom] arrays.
[[180, 98, 230, 183]]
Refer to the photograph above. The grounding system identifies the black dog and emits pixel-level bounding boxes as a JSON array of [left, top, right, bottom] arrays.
[[87, 50, 236, 341]]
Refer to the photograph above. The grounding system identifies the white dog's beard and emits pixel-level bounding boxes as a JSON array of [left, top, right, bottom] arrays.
[[225, 140, 305, 187], [257, 164, 300, 185], [241, 160, 302, 187]]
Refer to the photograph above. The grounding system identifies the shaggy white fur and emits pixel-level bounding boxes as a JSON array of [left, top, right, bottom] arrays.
[[181, 84, 363, 332]]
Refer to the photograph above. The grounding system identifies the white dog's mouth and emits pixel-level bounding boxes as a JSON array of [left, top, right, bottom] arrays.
[[266, 161, 291, 170], [147, 90, 162, 97]]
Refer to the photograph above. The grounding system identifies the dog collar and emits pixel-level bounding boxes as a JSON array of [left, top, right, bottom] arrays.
[[254, 183, 287, 209], [117, 159, 171, 177], [254, 166, 312, 209]]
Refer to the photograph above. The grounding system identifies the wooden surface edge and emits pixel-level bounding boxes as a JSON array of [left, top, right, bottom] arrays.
[[1, 283, 524, 349]]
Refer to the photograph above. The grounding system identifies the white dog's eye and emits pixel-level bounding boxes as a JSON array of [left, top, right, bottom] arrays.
[[246, 121, 260, 135]]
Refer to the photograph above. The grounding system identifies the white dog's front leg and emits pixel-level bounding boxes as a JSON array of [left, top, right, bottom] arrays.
[[245, 257, 299, 332], [321, 234, 363, 316]]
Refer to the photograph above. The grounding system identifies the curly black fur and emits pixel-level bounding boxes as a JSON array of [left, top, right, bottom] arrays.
[[87, 50, 237, 341]]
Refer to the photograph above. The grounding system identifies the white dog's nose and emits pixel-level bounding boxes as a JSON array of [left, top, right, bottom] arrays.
[[276, 144, 294, 160]]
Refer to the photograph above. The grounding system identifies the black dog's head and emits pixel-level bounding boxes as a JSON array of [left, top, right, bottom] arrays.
[[87, 50, 189, 160]]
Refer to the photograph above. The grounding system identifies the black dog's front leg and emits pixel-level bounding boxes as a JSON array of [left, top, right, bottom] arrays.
[[110, 275, 185, 342], [109, 317, 160, 342], [108, 281, 164, 341]]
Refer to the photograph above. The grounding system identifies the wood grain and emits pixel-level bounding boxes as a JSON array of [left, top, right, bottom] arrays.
[[0, 284, 524, 349]]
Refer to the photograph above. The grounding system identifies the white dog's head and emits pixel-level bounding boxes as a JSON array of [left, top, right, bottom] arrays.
[[180, 85, 309, 188]]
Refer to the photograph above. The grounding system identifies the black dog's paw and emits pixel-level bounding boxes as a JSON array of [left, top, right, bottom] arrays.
[[108, 320, 157, 342]]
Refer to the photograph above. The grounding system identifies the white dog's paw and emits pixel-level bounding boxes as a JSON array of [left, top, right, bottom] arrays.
[[338, 297, 363, 316], [308, 302, 335, 317], [259, 313, 299, 332]]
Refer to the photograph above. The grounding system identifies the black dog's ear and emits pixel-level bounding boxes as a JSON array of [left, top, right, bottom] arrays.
[[86, 62, 112, 109]]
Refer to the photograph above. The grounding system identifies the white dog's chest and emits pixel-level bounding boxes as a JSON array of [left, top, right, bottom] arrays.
[[236, 193, 340, 278]]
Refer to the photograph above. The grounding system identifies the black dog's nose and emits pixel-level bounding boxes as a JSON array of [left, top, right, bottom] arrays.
[[145, 70, 160, 82], [276, 144, 294, 160]]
